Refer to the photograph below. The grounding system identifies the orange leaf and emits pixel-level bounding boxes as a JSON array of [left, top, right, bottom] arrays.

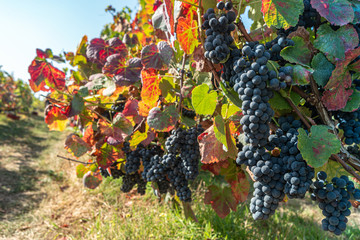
[[45, 106, 68, 131], [139, 69, 161, 116], [176, 12, 199, 55]]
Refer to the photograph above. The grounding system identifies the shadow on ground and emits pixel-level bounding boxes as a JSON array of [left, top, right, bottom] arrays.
[[0, 114, 62, 220]]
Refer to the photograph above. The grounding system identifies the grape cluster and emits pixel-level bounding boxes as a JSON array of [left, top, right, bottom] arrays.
[[121, 172, 147, 195], [221, 46, 241, 87], [265, 36, 294, 65], [347, 144, 360, 159], [299, 0, 321, 29], [142, 126, 204, 201], [353, 79, 360, 91], [123, 143, 143, 174], [111, 94, 126, 114], [334, 109, 360, 145], [182, 108, 196, 119], [202, 3, 236, 64], [268, 116, 314, 199], [268, 66, 293, 90], [310, 171, 360, 235], [99, 167, 110, 178], [233, 42, 274, 147]]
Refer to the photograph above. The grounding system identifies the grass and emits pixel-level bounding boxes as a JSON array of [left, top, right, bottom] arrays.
[[0, 113, 359, 240]]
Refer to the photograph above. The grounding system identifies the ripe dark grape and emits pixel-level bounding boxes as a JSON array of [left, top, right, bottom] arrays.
[[334, 108, 360, 145], [310, 171, 359, 235], [203, 6, 237, 64], [182, 107, 196, 119]]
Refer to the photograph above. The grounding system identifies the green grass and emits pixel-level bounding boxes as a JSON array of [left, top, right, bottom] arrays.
[[66, 177, 360, 240], [1, 113, 360, 240]]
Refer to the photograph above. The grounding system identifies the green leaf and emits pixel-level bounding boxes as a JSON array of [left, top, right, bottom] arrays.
[[314, 24, 359, 61], [311, 53, 335, 87], [214, 115, 227, 149], [298, 125, 341, 168], [280, 36, 312, 66], [221, 103, 241, 119], [159, 76, 176, 103], [194, 72, 212, 88], [219, 81, 242, 109], [269, 91, 301, 110], [261, 0, 304, 29], [267, 60, 280, 72], [342, 89, 360, 112], [191, 84, 217, 115]]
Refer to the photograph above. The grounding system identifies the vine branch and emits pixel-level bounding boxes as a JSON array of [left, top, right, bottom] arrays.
[[57, 155, 95, 165]]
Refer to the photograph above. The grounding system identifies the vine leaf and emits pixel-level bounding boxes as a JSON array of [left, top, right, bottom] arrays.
[[311, 53, 335, 87], [62, 94, 85, 118], [76, 164, 91, 178], [139, 69, 161, 116], [147, 105, 179, 132], [297, 125, 341, 168], [261, 0, 303, 29], [280, 36, 312, 66], [315, 160, 349, 181], [191, 84, 217, 116], [176, 11, 199, 55], [65, 133, 91, 158], [122, 99, 139, 117], [98, 114, 133, 146], [83, 171, 102, 189], [321, 47, 360, 111], [141, 41, 173, 70], [198, 125, 229, 164], [292, 65, 312, 85], [103, 56, 143, 86], [219, 82, 243, 109], [82, 123, 96, 147], [269, 91, 301, 111], [310, 0, 354, 26], [86, 37, 127, 65], [204, 182, 238, 219], [95, 143, 124, 167], [314, 24, 358, 61], [342, 89, 360, 112], [28, 59, 66, 92], [201, 160, 230, 175], [45, 106, 68, 131], [214, 116, 238, 159], [229, 171, 250, 203]]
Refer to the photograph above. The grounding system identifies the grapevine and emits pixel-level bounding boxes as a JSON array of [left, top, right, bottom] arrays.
[[23, 0, 360, 236]]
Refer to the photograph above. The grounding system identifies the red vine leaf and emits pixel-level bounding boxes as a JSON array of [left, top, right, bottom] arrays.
[[82, 123, 96, 147], [95, 143, 123, 168], [141, 41, 173, 70], [230, 171, 250, 203], [201, 160, 230, 176], [44, 105, 68, 131], [147, 105, 179, 132], [103, 56, 143, 86], [86, 37, 127, 65], [199, 125, 229, 164], [65, 133, 91, 158], [322, 47, 360, 111], [122, 99, 139, 117], [139, 69, 161, 116], [28, 59, 66, 92], [176, 11, 199, 55], [204, 183, 238, 219], [83, 171, 102, 189], [310, 0, 354, 26]]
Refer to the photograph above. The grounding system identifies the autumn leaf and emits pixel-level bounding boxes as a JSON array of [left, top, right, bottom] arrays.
[[141, 41, 173, 70], [176, 11, 199, 55], [86, 37, 127, 65], [147, 105, 179, 132], [44, 105, 68, 131], [139, 69, 161, 116], [65, 133, 91, 158], [28, 59, 66, 92]]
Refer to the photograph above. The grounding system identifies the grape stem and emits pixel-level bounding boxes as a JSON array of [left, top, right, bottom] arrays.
[[177, 53, 187, 115], [330, 154, 360, 182], [56, 155, 95, 165]]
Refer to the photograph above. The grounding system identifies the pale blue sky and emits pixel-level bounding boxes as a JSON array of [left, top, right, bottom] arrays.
[[0, 1, 251, 84], [0, 0, 138, 82]]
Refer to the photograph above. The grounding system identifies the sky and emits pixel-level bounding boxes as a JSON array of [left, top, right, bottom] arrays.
[[0, 0, 138, 82], [0, 0, 251, 84]]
